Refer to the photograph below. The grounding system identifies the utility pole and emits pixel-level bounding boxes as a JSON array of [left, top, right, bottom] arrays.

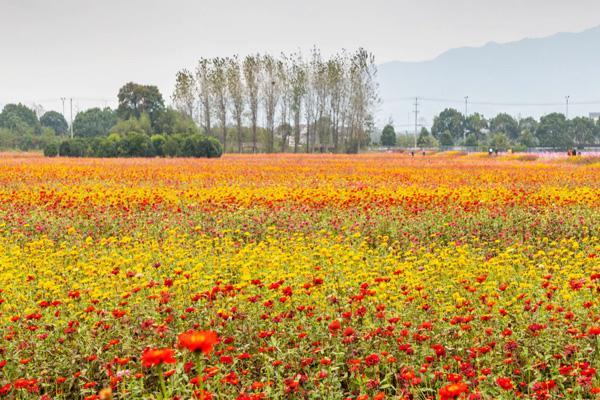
[[464, 96, 469, 142], [565, 96, 570, 119], [60, 97, 66, 120], [69, 98, 73, 138], [414, 97, 419, 149]]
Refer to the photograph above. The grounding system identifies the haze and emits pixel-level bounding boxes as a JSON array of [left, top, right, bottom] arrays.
[[1, 0, 600, 114]]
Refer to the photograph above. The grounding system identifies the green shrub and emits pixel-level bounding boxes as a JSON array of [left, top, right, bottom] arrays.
[[59, 139, 86, 157], [151, 135, 167, 156], [52, 133, 222, 158], [44, 143, 59, 157]]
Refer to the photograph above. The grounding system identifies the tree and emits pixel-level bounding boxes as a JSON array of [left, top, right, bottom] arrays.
[[536, 113, 571, 148], [346, 48, 378, 153], [438, 131, 454, 146], [489, 113, 519, 140], [518, 129, 538, 148], [243, 55, 261, 152], [262, 54, 280, 153], [195, 59, 213, 136], [327, 55, 347, 152], [117, 82, 165, 132], [313, 52, 330, 150], [110, 113, 152, 136], [465, 113, 488, 142], [172, 48, 377, 154], [227, 56, 245, 153], [488, 132, 511, 151], [431, 109, 464, 142], [73, 107, 117, 137], [568, 117, 596, 146], [172, 69, 196, 119], [209, 57, 230, 150], [289, 54, 306, 153], [154, 108, 198, 135], [417, 128, 438, 148], [380, 124, 396, 147], [518, 117, 538, 135], [277, 55, 292, 152], [0, 103, 41, 134], [40, 111, 68, 135]]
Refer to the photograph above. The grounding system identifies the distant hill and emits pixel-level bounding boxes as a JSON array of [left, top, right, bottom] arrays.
[[377, 25, 600, 129]]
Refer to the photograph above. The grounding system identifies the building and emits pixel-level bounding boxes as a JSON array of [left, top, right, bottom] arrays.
[[589, 112, 600, 122]]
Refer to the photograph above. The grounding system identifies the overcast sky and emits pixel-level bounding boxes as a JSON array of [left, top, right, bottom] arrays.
[[1, 0, 600, 114]]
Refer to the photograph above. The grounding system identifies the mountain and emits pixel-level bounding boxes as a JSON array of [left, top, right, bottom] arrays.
[[377, 25, 600, 129]]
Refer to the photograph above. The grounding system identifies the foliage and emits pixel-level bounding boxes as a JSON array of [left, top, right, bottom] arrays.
[[53, 133, 222, 158], [380, 124, 396, 146], [438, 130, 454, 146], [40, 111, 68, 135], [431, 108, 464, 141], [568, 116, 596, 146], [417, 128, 439, 148], [43, 142, 59, 157], [489, 113, 519, 140], [73, 107, 117, 137], [154, 108, 199, 136], [518, 128, 539, 147], [110, 113, 152, 136], [176, 48, 378, 153], [487, 132, 511, 151], [0, 103, 41, 134], [465, 113, 488, 141], [117, 82, 165, 132], [536, 113, 572, 149], [58, 137, 87, 157]]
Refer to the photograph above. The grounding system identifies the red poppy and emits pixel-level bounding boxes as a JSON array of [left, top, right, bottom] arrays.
[[178, 330, 218, 354], [141, 348, 177, 368]]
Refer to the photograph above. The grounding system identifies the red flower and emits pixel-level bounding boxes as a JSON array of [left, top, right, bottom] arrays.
[[328, 320, 341, 334], [588, 326, 600, 336], [178, 330, 219, 354], [141, 348, 177, 368], [496, 377, 514, 391], [431, 344, 446, 357], [439, 382, 468, 399], [365, 353, 380, 366]]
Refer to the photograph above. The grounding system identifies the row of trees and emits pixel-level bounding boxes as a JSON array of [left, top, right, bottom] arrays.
[[0, 103, 68, 150], [0, 83, 223, 158], [379, 109, 600, 150], [425, 109, 600, 150], [172, 48, 378, 153], [45, 133, 222, 158]]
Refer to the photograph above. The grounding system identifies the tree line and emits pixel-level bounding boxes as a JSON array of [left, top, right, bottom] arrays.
[[172, 48, 378, 153], [379, 109, 600, 151], [0, 83, 222, 158]]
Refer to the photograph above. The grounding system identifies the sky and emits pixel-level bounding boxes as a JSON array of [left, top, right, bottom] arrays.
[[1, 0, 600, 117]]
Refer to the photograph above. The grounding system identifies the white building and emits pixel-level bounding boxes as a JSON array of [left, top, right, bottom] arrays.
[[589, 112, 600, 122]]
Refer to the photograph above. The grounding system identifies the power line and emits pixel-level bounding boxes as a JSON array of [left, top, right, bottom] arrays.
[[382, 96, 600, 107]]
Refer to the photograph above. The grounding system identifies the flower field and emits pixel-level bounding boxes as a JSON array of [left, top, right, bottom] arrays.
[[0, 153, 598, 399]]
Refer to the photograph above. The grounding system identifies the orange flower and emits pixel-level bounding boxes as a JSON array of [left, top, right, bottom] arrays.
[[178, 330, 218, 354], [141, 348, 176, 368], [439, 382, 468, 399]]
